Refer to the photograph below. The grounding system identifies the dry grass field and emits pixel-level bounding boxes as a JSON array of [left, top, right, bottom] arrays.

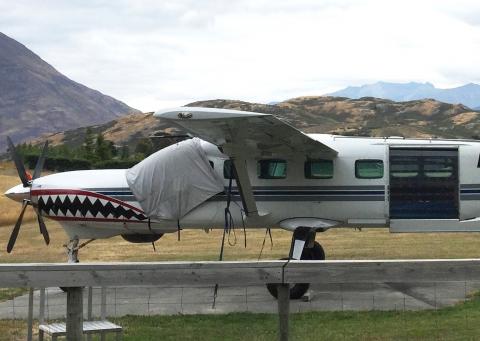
[[2, 160, 480, 263], [4, 220, 480, 263]]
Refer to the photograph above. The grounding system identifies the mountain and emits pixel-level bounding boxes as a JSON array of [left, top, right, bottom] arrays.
[[329, 81, 480, 109], [0, 32, 139, 151], [30, 111, 184, 151], [189, 97, 480, 139], [30, 96, 480, 151]]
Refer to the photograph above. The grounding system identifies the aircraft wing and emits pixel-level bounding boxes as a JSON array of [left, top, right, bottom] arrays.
[[154, 107, 337, 158]]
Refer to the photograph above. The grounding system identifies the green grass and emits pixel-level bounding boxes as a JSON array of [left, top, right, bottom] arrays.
[[0, 320, 30, 341], [98, 296, 480, 340], [1, 292, 478, 341], [0, 288, 28, 302]]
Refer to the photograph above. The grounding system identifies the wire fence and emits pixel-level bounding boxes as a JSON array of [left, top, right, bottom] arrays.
[[2, 280, 480, 340]]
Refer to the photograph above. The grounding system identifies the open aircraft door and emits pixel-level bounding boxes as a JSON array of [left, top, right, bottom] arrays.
[[389, 146, 460, 231]]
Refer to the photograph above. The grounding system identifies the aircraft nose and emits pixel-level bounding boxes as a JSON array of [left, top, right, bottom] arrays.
[[4, 184, 30, 203]]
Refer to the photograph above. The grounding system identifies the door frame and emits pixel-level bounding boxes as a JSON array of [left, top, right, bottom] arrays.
[[387, 145, 460, 221]]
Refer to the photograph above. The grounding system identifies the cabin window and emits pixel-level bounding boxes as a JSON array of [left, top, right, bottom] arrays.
[[257, 159, 287, 179], [355, 159, 384, 179], [390, 157, 419, 178], [305, 160, 333, 179], [424, 157, 454, 178], [223, 160, 235, 179]]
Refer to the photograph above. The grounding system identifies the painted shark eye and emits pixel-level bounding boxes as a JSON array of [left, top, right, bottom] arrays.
[[178, 112, 193, 119]]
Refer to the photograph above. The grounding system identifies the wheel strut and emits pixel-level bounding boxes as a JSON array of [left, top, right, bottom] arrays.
[[63, 236, 95, 263], [266, 227, 325, 300]]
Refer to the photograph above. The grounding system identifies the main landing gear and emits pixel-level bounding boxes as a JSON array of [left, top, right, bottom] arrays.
[[266, 227, 325, 299]]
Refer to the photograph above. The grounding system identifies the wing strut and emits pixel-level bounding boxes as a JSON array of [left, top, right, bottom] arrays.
[[231, 157, 258, 217], [224, 145, 270, 223]]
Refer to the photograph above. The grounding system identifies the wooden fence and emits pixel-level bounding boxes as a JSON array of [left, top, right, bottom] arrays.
[[2, 259, 480, 340]]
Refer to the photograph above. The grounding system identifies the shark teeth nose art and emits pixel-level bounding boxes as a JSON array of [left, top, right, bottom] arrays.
[[33, 190, 147, 221]]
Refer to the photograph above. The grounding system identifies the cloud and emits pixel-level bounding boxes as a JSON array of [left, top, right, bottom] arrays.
[[1, 0, 480, 111]]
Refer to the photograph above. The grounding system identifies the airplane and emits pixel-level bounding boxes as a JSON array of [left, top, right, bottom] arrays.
[[4, 106, 480, 299]]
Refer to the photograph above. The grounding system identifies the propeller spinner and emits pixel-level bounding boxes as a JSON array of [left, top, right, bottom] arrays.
[[5, 137, 50, 253]]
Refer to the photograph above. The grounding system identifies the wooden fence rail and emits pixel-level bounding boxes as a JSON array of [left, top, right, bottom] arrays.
[[3, 259, 480, 341]]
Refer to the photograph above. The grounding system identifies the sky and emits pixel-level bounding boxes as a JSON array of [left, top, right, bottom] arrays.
[[1, 0, 480, 112]]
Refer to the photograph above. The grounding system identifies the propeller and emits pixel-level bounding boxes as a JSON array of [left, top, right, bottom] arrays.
[[6, 137, 50, 253], [6, 136, 29, 187], [7, 200, 28, 253]]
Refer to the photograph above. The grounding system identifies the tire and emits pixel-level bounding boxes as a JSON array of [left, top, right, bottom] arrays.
[[266, 282, 310, 300], [266, 242, 325, 299], [310, 241, 326, 260]]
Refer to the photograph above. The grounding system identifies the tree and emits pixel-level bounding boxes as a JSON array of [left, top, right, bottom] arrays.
[[134, 138, 154, 157], [108, 141, 117, 158], [50, 144, 74, 159], [95, 133, 112, 160], [82, 128, 95, 160], [120, 143, 130, 160]]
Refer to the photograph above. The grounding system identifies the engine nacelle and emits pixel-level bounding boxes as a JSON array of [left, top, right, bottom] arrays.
[[121, 233, 163, 243]]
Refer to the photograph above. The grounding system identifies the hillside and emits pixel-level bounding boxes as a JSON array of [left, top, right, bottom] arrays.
[[188, 97, 480, 139], [29, 96, 480, 150], [329, 81, 480, 109], [0, 32, 139, 151], [30, 112, 184, 150]]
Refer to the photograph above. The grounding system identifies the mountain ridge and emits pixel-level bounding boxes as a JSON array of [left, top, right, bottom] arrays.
[[0, 32, 139, 151], [329, 81, 480, 109], [29, 96, 480, 152]]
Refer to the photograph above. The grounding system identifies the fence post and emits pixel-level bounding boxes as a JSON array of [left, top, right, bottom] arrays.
[[87, 287, 93, 341], [101, 286, 107, 341], [27, 287, 33, 341], [66, 287, 83, 341], [277, 284, 290, 341], [39, 288, 45, 341]]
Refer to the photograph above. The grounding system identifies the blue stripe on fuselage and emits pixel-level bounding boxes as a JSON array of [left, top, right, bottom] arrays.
[[88, 186, 386, 202], [87, 184, 480, 202]]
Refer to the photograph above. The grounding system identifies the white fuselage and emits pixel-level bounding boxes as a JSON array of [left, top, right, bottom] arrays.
[[7, 135, 480, 239]]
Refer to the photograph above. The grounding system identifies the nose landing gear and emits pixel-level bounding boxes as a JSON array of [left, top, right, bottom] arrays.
[[63, 236, 96, 263], [59, 236, 95, 292]]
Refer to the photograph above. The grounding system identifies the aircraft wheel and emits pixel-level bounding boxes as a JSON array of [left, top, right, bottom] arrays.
[[266, 258, 310, 299], [266, 242, 325, 299], [266, 282, 310, 300], [310, 241, 326, 260]]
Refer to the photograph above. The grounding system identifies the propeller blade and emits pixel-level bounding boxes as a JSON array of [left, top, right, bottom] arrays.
[[33, 140, 48, 180], [6, 136, 29, 187], [7, 200, 28, 253], [37, 213, 50, 245]]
